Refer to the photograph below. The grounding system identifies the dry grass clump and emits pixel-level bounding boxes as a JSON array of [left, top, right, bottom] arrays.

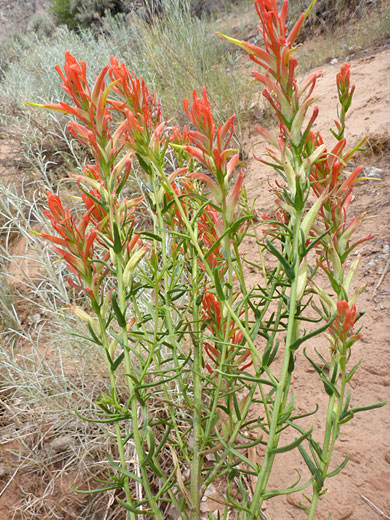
[[0, 344, 129, 520], [0, 322, 187, 519], [0, 172, 109, 516], [362, 133, 390, 160]]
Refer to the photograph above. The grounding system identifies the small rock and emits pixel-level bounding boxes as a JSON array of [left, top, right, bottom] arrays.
[[205, 452, 216, 462], [337, 505, 354, 519], [206, 484, 216, 495], [49, 435, 73, 453], [354, 474, 365, 487], [330, 58, 338, 65], [362, 165, 386, 179], [363, 258, 377, 271]]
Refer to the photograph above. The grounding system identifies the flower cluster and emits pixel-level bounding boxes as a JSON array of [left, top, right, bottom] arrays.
[[219, 0, 369, 353], [28, 1, 378, 516], [328, 300, 361, 353], [332, 63, 355, 140], [183, 88, 244, 220], [42, 192, 99, 293], [33, 53, 154, 302], [108, 57, 165, 162]]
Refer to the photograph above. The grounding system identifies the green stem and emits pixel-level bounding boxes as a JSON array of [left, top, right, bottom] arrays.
[[152, 170, 204, 515], [308, 492, 320, 520], [96, 311, 136, 520], [115, 252, 163, 518], [151, 171, 188, 397], [202, 381, 258, 489], [189, 224, 203, 518], [190, 313, 202, 518], [308, 358, 347, 520], [250, 211, 302, 516], [130, 294, 187, 516]]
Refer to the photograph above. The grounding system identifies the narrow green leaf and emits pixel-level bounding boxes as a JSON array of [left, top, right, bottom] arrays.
[[298, 445, 323, 488], [291, 315, 336, 351], [87, 323, 103, 346], [111, 352, 125, 372], [115, 169, 128, 195], [213, 269, 225, 301], [139, 231, 162, 242], [291, 403, 319, 421], [142, 186, 156, 211], [142, 427, 155, 467], [326, 456, 349, 479], [168, 288, 186, 301], [270, 425, 313, 454], [320, 374, 340, 397], [112, 293, 126, 328], [226, 445, 258, 472], [106, 453, 142, 483], [218, 405, 229, 414], [288, 354, 295, 373], [204, 216, 252, 260], [112, 221, 122, 254], [73, 483, 120, 494], [266, 238, 295, 279], [303, 348, 323, 375], [136, 153, 151, 174], [68, 330, 102, 345], [348, 400, 386, 415], [343, 390, 352, 416], [77, 183, 108, 212], [154, 467, 176, 499], [346, 360, 361, 382], [155, 424, 172, 457], [262, 475, 313, 500], [233, 392, 241, 421], [263, 338, 280, 367], [116, 497, 152, 515], [74, 408, 129, 423], [303, 227, 331, 256], [330, 362, 339, 384], [148, 458, 163, 478], [339, 411, 354, 424]]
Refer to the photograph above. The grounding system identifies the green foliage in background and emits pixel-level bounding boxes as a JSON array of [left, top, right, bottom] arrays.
[[50, 0, 135, 29]]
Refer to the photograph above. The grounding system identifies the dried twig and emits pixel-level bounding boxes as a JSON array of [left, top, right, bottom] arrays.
[[373, 256, 390, 301], [361, 494, 390, 519]]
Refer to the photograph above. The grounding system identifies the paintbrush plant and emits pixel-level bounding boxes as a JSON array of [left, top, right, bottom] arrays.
[[28, 1, 384, 518]]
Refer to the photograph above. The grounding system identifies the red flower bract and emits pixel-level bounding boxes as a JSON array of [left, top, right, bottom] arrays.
[[328, 300, 361, 351], [202, 292, 252, 372]]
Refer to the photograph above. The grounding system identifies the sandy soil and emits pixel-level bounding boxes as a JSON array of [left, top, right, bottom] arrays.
[[0, 44, 389, 520]]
